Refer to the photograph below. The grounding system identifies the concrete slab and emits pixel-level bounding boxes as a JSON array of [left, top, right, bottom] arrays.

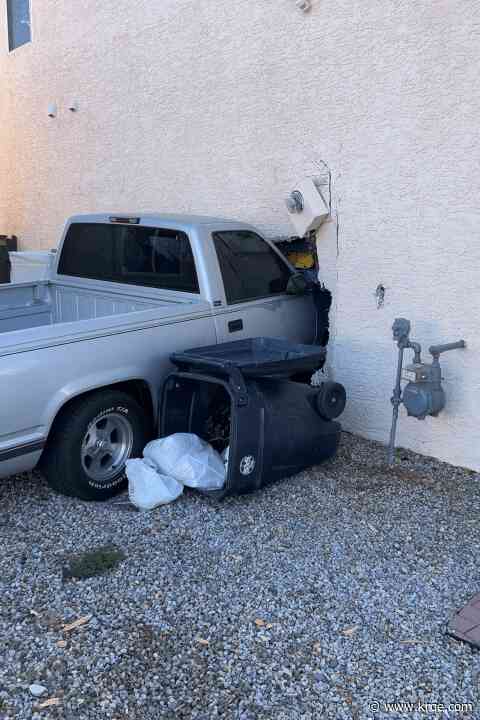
[[448, 594, 480, 648]]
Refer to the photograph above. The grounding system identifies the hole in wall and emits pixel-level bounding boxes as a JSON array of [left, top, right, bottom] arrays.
[[375, 284, 385, 309]]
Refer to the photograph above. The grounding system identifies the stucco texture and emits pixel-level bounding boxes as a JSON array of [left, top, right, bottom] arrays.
[[0, 1, 479, 469]]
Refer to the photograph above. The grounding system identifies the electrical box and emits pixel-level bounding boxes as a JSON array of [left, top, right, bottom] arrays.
[[285, 178, 330, 237]]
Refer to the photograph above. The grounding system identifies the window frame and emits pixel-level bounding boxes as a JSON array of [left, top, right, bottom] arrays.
[[212, 229, 293, 306], [6, 0, 32, 52]]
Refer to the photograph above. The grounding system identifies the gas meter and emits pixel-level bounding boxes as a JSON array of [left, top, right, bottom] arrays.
[[388, 318, 466, 464], [402, 360, 445, 419]]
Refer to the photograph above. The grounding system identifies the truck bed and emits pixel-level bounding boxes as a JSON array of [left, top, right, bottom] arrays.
[[0, 281, 179, 333], [0, 281, 212, 361]]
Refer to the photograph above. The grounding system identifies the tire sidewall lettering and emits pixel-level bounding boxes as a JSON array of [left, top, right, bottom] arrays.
[[85, 405, 131, 433]]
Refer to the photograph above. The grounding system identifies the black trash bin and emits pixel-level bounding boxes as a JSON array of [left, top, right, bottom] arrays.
[[0, 240, 11, 284], [160, 338, 344, 498]]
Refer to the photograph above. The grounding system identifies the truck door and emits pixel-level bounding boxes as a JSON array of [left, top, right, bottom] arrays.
[[212, 230, 316, 345]]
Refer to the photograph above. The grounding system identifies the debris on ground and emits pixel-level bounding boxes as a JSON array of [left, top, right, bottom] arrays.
[[37, 697, 61, 709], [341, 626, 359, 638], [61, 615, 92, 633]]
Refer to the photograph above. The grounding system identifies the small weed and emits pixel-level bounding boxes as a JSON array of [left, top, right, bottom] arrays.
[[395, 447, 410, 461], [62, 544, 125, 580]]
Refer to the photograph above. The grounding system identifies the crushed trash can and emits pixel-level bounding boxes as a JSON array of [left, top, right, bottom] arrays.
[[160, 338, 345, 498]]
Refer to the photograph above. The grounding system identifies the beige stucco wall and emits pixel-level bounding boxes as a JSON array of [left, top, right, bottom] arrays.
[[0, 1, 479, 469]]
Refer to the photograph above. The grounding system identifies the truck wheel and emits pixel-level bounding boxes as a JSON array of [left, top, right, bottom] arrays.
[[42, 390, 150, 501]]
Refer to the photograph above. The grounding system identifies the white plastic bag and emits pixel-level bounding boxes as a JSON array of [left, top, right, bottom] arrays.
[[143, 433, 226, 491], [126, 458, 183, 510]]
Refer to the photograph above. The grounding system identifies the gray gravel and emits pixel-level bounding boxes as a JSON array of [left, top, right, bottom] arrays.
[[1, 432, 480, 719]]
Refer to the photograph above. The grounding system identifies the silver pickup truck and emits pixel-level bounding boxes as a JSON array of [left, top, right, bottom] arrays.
[[0, 214, 315, 500]]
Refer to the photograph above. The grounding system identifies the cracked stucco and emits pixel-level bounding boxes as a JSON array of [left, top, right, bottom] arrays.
[[0, 1, 478, 469]]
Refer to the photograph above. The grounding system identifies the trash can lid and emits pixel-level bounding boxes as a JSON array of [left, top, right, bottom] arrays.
[[171, 337, 326, 378]]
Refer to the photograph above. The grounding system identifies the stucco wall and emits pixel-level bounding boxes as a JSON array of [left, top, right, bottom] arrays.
[[0, 1, 478, 469]]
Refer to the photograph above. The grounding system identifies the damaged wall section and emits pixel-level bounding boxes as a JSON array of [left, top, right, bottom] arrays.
[[277, 235, 332, 347]]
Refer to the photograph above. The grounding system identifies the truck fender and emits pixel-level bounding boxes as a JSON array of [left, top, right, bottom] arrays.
[[41, 367, 157, 437]]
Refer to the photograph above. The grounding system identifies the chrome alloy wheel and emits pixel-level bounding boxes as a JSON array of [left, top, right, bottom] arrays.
[[81, 412, 134, 483]]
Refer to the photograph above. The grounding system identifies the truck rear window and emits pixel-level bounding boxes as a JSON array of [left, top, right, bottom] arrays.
[[58, 223, 199, 293]]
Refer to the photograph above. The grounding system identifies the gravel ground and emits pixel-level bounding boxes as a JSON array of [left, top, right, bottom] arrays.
[[1, 432, 480, 719]]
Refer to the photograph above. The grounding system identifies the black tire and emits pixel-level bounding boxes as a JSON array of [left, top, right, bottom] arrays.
[[41, 390, 150, 501], [315, 381, 347, 420]]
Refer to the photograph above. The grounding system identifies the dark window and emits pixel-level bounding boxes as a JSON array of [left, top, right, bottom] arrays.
[[58, 223, 200, 293], [7, 0, 31, 51], [213, 230, 291, 304]]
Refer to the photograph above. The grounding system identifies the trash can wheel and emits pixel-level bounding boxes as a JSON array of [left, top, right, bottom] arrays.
[[315, 381, 346, 420]]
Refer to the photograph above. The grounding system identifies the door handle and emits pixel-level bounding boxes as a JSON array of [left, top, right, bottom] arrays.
[[228, 319, 243, 333]]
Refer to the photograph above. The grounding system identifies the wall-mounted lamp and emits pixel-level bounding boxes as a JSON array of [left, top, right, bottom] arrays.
[[47, 103, 57, 118], [68, 101, 78, 112]]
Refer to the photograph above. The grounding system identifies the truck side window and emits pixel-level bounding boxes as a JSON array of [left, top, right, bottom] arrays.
[[213, 230, 291, 304], [58, 223, 200, 293]]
